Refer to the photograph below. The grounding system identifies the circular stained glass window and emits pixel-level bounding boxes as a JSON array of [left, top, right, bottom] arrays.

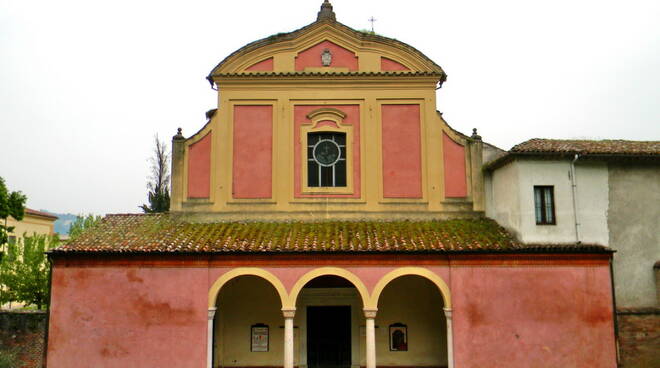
[[313, 139, 341, 167]]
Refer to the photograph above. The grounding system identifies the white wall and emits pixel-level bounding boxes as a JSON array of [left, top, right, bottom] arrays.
[[573, 162, 609, 246], [488, 159, 609, 245], [486, 161, 522, 239]]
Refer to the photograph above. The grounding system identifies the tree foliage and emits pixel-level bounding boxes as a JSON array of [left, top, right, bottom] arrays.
[[0, 234, 56, 309], [140, 135, 170, 213], [0, 177, 27, 245], [0, 349, 18, 368], [68, 214, 102, 240]]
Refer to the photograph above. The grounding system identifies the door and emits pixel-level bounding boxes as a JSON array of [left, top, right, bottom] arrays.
[[307, 306, 351, 368]]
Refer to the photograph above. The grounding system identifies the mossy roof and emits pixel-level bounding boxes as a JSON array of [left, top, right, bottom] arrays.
[[51, 214, 608, 254]]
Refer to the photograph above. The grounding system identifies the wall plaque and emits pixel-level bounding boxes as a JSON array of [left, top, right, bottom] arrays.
[[389, 323, 408, 351], [251, 323, 269, 352]]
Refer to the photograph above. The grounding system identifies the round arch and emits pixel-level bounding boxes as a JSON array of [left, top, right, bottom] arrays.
[[370, 267, 451, 308], [287, 267, 371, 309], [208, 268, 288, 309]]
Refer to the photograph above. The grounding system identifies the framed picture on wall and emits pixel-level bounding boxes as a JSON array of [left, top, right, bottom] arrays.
[[251, 324, 269, 352], [389, 323, 408, 351]]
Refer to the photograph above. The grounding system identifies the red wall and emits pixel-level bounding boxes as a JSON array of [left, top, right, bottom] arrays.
[[451, 265, 616, 367], [293, 105, 361, 198], [246, 57, 274, 71], [233, 105, 273, 199], [47, 256, 616, 368], [188, 132, 212, 198], [381, 104, 422, 198], [47, 267, 208, 367], [295, 40, 358, 71], [442, 133, 467, 198], [381, 57, 410, 71]]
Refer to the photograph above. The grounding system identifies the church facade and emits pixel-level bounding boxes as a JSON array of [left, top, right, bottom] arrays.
[[47, 2, 617, 367]]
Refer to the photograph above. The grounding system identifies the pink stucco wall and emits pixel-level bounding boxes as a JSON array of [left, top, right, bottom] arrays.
[[48, 256, 616, 368], [188, 132, 212, 198], [295, 40, 358, 71], [233, 105, 273, 199], [245, 57, 273, 71], [442, 133, 468, 198], [380, 57, 409, 71], [451, 265, 616, 368], [381, 104, 422, 198], [47, 266, 209, 367], [293, 105, 361, 198]]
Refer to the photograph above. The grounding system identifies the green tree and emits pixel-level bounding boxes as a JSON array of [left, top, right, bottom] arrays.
[[140, 135, 170, 213], [68, 214, 102, 240], [0, 349, 18, 368], [0, 234, 56, 309], [0, 177, 27, 246]]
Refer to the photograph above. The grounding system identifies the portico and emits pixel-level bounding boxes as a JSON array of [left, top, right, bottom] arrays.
[[208, 266, 453, 368]]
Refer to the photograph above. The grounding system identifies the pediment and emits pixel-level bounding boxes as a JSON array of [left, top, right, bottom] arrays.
[[209, 21, 445, 77]]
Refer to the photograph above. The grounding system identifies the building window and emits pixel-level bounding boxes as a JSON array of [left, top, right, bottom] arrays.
[[299, 107, 354, 196], [534, 186, 555, 225], [7, 235, 16, 245], [307, 132, 346, 187]]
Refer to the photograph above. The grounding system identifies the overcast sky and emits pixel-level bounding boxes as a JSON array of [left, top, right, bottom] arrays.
[[1, 0, 659, 215]]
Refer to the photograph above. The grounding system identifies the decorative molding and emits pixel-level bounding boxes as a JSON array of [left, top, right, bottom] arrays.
[[207, 307, 217, 320], [363, 308, 378, 319]]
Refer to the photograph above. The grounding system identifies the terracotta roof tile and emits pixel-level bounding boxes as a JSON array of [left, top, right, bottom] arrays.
[[485, 138, 660, 169], [24, 208, 58, 220], [51, 214, 607, 254], [510, 139, 660, 156]]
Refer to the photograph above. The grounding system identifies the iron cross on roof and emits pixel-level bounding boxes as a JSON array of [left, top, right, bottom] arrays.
[[368, 16, 377, 33]]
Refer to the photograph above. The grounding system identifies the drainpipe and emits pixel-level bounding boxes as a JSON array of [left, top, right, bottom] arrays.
[[609, 257, 621, 366], [569, 154, 581, 243]]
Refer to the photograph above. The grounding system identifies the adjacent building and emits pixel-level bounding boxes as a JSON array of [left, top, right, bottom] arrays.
[[485, 138, 660, 367], [5, 208, 58, 245]]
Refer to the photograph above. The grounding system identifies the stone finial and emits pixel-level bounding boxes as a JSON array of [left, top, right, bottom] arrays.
[[471, 128, 482, 140], [317, 0, 336, 22], [173, 127, 184, 140], [205, 108, 217, 121]]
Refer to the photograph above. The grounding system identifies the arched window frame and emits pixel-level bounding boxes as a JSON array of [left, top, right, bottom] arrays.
[[301, 108, 354, 195]]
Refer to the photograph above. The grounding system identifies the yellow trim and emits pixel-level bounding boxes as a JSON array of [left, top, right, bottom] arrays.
[[306, 107, 347, 120], [208, 268, 288, 309], [288, 267, 371, 309], [371, 267, 451, 308], [300, 108, 354, 195]]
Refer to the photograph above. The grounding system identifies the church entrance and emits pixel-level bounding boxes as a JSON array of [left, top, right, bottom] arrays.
[[307, 306, 351, 368]]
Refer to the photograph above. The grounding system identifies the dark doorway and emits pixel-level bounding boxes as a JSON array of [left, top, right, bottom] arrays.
[[307, 306, 351, 368]]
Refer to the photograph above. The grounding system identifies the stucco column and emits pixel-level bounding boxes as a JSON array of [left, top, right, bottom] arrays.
[[171, 128, 186, 212], [469, 128, 484, 212], [283, 308, 296, 368], [364, 309, 378, 368], [444, 307, 454, 368], [207, 307, 217, 368]]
